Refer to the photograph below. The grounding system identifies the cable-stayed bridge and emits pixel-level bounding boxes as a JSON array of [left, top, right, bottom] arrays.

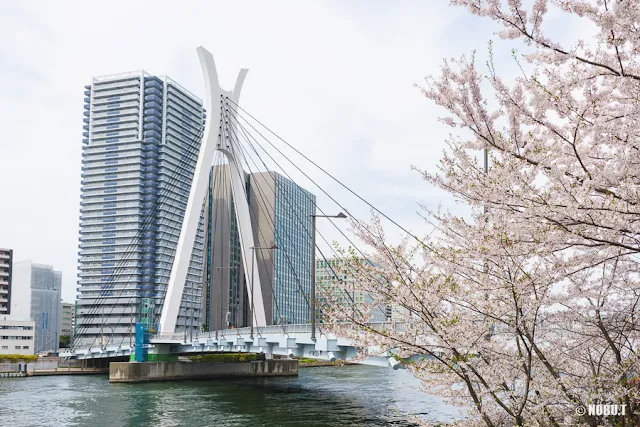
[[65, 323, 417, 369], [67, 46, 425, 370]]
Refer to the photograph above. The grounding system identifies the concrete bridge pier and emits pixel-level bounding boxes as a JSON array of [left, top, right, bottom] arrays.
[[109, 359, 298, 383]]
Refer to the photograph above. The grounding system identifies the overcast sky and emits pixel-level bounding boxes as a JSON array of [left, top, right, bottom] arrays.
[[0, 1, 589, 303]]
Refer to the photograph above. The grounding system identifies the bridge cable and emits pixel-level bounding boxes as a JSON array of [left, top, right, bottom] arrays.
[[225, 99, 433, 252], [224, 114, 309, 328], [225, 103, 377, 323], [220, 112, 289, 333], [225, 102, 420, 321], [225, 107, 350, 330]]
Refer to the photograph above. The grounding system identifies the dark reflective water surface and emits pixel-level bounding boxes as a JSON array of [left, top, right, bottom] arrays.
[[0, 366, 462, 426]]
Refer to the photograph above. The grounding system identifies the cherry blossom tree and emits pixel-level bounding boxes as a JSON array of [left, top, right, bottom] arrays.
[[323, 1, 640, 426]]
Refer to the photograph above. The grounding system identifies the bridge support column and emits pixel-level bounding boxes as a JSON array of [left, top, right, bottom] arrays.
[[159, 47, 267, 335], [109, 360, 298, 383]]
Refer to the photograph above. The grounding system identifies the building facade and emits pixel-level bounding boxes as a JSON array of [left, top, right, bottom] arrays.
[[315, 258, 389, 323], [0, 316, 35, 355], [60, 302, 74, 338], [202, 169, 316, 329], [201, 165, 247, 330], [76, 71, 206, 348], [391, 304, 409, 323], [11, 261, 62, 354], [0, 248, 13, 315]]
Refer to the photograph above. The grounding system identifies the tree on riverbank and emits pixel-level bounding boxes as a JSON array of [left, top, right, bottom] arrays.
[[324, 1, 640, 426]]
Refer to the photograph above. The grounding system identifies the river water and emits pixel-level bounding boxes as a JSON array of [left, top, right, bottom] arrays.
[[0, 365, 462, 426]]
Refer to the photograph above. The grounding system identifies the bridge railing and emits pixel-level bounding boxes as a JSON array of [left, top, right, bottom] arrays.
[[194, 324, 313, 340], [150, 322, 405, 343]]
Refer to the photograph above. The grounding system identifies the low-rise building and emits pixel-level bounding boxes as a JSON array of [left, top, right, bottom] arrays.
[[391, 304, 409, 323], [315, 258, 389, 323], [0, 316, 35, 355]]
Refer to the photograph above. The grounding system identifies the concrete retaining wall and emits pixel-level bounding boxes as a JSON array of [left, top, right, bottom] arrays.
[[0, 361, 35, 373], [35, 358, 59, 371], [109, 359, 298, 383]]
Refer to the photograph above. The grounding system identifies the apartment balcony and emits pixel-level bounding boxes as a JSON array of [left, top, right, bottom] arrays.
[[79, 216, 142, 227], [92, 100, 140, 114], [92, 119, 138, 132], [74, 306, 136, 316], [81, 173, 142, 186], [79, 210, 143, 224], [93, 93, 140, 106], [82, 157, 140, 170], [93, 79, 140, 93], [82, 164, 142, 177], [79, 239, 140, 251], [91, 108, 140, 120], [165, 112, 203, 134], [93, 86, 140, 101], [89, 133, 141, 145], [76, 293, 140, 304], [80, 203, 142, 215], [91, 114, 139, 127], [78, 261, 140, 271], [79, 283, 143, 292], [78, 255, 142, 265], [82, 227, 140, 237], [165, 118, 202, 140], [82, 193, 143, 204], [81, 214, 142, 224], [91, 139, 142, 151], [81, 150, 143, 163], [166, 86, 202, 111], [78, 280, 142, 289], [78, 267, 140, 277], [145, 79, 163, 90], [93, 89, 141, 104], [80, 177, 142, 190]]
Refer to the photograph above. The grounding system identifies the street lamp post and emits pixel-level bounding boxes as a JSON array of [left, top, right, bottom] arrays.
[[250, 244, 278, 340], [311, 212, 347, 340]]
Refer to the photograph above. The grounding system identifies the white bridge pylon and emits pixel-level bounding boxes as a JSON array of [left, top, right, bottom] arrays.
[[159, 46, 267, 333]]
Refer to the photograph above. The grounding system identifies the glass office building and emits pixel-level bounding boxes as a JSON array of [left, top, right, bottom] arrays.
[[202, 169, 316, 329], [76, 71, 205, 347]]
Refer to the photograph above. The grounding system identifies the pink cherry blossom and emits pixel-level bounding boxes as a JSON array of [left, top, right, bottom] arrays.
[[324, 1, 640, 426]]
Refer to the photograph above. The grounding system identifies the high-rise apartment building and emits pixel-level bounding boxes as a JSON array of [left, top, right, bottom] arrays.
[[0, 248, 13, 315], [76, 71, 206, 347], [12, 261, 62, 354], [202, 168, 316, 329]]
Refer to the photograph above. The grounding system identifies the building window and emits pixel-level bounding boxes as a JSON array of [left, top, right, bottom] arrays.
[[23, 346, 29, 349], [1, 346, 7, 350], [14, 346, 20, 350]]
